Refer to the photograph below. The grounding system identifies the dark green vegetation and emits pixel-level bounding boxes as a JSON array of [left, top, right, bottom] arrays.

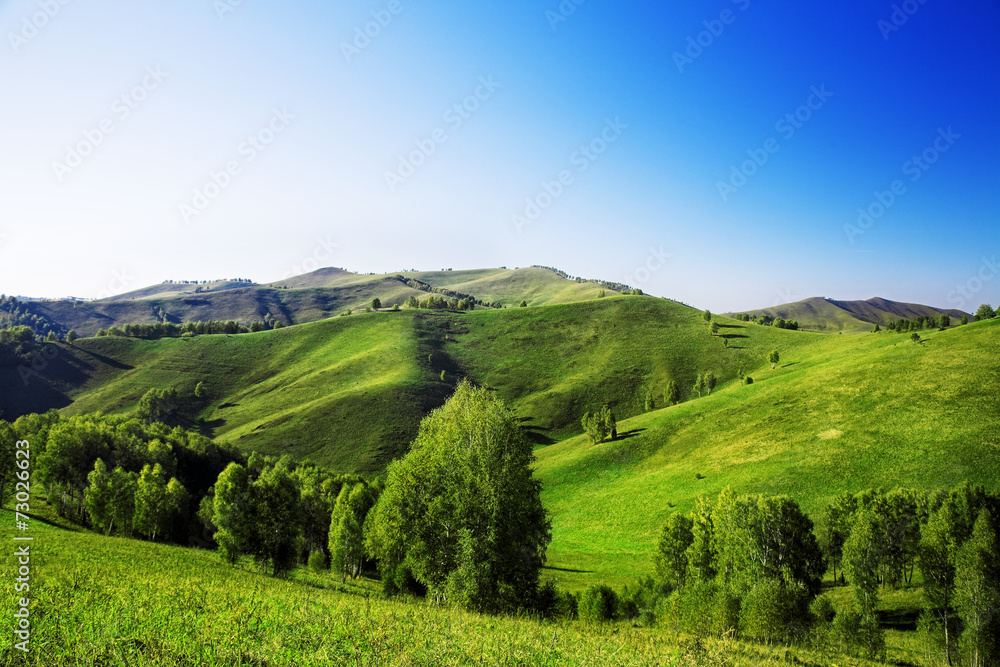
[[728, 296, 969, 333]]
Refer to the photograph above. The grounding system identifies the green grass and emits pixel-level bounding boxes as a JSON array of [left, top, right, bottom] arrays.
[[534, 317, 1000, 590], [0, 500, 891, 667]]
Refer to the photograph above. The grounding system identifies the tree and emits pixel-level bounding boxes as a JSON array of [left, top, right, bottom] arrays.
[[842, 508, 882, 616], [710, 321, 720, 336], [693, 373, 705, 399], [644, 390, 654, 412], [703, 309, 712, 323], [954, 511, 999, 667], [519, 300, 528, 308], [581, 411, 609, 444], [704, 371, 717, 396], [872, 324, 881, 333], [213, 462, 254, 565], [329, 482, 376, 582], [371, 298, 381, 310], [654, 512, 694, 589], [365, 381, 550, 612], [974, 304, 996, 321], [961, 315, 968, 325], [940, 314, 951, 328], [84, 459, 116, 535], [603, 406, 617, 441], [911, 333, 921, 343], [66, 330, 78, 344], [252, 459, 304, 576], [664, 380, 681, 406], [133, 464, 169, 541], [768, 350, 780, 369], [579, 584, 618, 623], [136, 388, 180, 424]]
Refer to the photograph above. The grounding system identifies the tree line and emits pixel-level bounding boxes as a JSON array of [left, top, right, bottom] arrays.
[[96, 318, 286, 339]]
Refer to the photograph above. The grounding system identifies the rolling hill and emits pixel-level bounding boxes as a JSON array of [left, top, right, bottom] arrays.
[[3, 266, 621, 338], [726, 296, 969, 333]]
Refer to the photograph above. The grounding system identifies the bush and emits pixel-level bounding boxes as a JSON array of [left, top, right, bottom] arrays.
[[579, 584, 618, 623], [739, 579, 811, 645], [536, 579, 578, 619], [308, 549, 327, 572], [810, 595, 836, 624]]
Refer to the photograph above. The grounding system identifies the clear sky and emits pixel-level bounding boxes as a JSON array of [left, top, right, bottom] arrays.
[[1, 0, 997, 313]]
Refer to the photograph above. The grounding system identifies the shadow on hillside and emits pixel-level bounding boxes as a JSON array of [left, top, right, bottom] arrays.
[[519, 418, 557, 446], [721, 334, 748, 340], [542, 565, 593, 574], [75, 348, 134, 370], [781, 362, 800, 368], [198, 418, 226, 437], [717, 324, 745, 329], [612, 428, 646, 440]]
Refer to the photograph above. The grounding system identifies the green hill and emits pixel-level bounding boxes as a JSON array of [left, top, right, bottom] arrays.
[[534, 317, 1000, 589], [727, 296, 969, 333], [0, 296, 816, 472], [7, 266, 620, 339]]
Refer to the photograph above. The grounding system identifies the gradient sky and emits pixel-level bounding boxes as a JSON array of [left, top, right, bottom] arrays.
[[1, 0, 997, 313]]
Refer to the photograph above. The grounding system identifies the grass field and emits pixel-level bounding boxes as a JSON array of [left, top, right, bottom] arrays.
[[534, 316, 1000, 590], [0, 500, 893, 667]]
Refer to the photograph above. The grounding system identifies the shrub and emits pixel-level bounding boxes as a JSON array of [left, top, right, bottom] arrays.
[[579, 584, 618, 623], [308, 549, 327, 572], [810, 595, 836, 624]]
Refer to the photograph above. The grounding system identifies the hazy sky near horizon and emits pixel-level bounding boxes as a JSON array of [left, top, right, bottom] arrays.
[[0, 0, 997, 313]]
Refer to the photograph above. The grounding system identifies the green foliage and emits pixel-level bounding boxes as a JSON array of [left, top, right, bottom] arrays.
[[66, 330, 78, 344], [710, 321, 719, 336], [579, 584, 618, 623], [329, 482, 375, 582], [664, 380, 681, 406], [653, 512, 693, 589], [768, 349, 779, 369], [704, 371, 716, 395], [693, 372, 705, 399], [975, 303, 996, 321], [371, 298, 381, 310], [133, 464, 170, 542], [136, 387, 180, 425], [365, 380, 550, 613], [871, 324, 880, 333], [307, 549, 327, 572], [954, 510, 1000, 667], [911, 332, 920, 343], [581, 406, 615, 444], [703, 309, 712, 323], [519, 300, 528, 308]]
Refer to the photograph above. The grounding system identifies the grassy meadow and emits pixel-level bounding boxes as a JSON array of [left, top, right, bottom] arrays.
[[1, 500, 892, 667]]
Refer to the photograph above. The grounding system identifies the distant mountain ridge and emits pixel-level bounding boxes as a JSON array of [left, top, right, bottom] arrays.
[[0, 267, 619, 338], [726, 297, 970, 333]]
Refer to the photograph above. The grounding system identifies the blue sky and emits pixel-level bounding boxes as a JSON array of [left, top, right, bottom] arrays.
[[0, 0, 997, 313]]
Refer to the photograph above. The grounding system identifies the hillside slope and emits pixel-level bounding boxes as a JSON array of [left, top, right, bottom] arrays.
[[534, 317, 1000, 588], [9, 266, 617, 338], [1, 296, 808, 470], [728, 296, 968, 333]]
